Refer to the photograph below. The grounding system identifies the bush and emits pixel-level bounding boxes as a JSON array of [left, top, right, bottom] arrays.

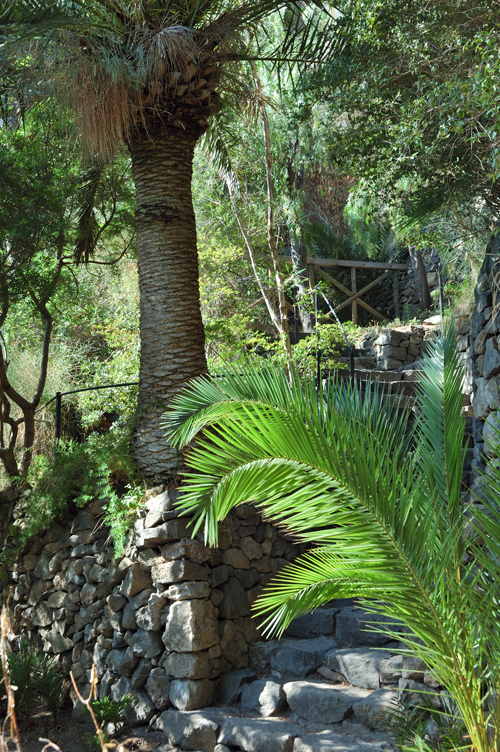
[[7, 638, 63, 722]]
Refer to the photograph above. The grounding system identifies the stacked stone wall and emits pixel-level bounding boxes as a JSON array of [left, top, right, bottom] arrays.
[[1, 490, 307, 726]]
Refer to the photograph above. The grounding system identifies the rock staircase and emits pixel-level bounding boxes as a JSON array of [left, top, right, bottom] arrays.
[[143, 601, 438, 752]]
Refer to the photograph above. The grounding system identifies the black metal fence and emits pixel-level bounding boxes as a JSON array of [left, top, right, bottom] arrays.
[[35, 381, 139, 442]]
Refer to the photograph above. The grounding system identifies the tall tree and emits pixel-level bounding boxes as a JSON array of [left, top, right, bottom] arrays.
[[2, 0, 334, 481]]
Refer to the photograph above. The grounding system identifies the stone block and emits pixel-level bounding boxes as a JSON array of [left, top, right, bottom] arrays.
[[218, 577, 251, 619], [283, 681, 369, 723], [249, 641, 280, 672], [353, 688, 398, 729], [107, 593, 127, 612], [122, 563, 151, 598], [270, 637, 338, 678], [335, 608, 399, 647], [163, 651, 210, 679], [131, 658, 153, 690], [218, 718, 303, 752], [111, 677, 155, 727], [146, 667, 171, 710], [283, 609, 337, 639], [163, 599, 218, 652], [160, 539, 211, 562], [241, 678, 286, 717], [166, 581, 210, 601], [152, 559, 209, 585], [294, 731, 386, 752], [379, 654, 403, 684], [130, 628, 163, 658], [239, 537, 263, 561], [219, 668, 256, 704], [323, 647, 391, 689], [159, 708, 220, 752], [169, 678, 215, 711], [106, 647, 138, 676], [222, 548, 250, 569], [377, 357, 403, 371], [135, 593, 169, 631], [139, 518, 192, 548], [484, 337, 500, 379], [483, 411, 500, 455]]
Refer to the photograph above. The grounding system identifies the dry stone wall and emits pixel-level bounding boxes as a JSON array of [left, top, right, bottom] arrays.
[[1, 489, 307, 726]]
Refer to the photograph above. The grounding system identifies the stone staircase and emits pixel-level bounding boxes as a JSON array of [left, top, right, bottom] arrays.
[[144, 601, 439, 752]]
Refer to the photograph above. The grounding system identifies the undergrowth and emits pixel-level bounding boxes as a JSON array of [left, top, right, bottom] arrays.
[[9, 423, 145, 558]]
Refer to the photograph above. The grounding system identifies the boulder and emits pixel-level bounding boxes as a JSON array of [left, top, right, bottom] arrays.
[[131, 628, 163, 658], [169, 678, 215, 711], [241, 678, 286, 717], [135, 593, 168, 631], [294, 730, 388, 752], [163, 651, 210, 680], [379, 655, 403, 685], [323, 647, 392, 689], [106, 647, 138, 676], [166, 581, 210, 601], [152, 559, 209, 585], [131, 658, 153, 690], [484, 337, 500, 379], [145, 667, 171, 710], [110, 677, 155, 727], [353, 688, 398, 730], [163, 599, 218, 652], [219, 668, 256, 704], [122, 563, 151, 598], [283, 681, 370, 724], [218, 577, 251, 619], [218, 718, 304, 752], [34, 556, 53, 581], [284, 609, 337, 639], [335, 608, 398, 647], [160, 709, 219, 752], [270, 637, 338, 678]]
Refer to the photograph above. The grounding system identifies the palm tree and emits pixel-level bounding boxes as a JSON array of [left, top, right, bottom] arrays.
[[1, 0, 334, 480], [164, 328, 500, 752]]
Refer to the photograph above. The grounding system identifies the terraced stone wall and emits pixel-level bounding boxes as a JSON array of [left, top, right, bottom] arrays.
[[0, 489, 307, 726]]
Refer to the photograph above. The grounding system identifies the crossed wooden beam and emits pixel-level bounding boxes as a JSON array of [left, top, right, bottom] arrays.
[[279, 256, 409, 323]]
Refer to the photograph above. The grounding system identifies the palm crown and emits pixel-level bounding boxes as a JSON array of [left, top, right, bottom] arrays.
[[164, 328, 500, 752]]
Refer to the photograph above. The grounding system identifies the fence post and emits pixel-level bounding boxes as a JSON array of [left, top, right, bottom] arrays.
[[55, 391, 61, 444]]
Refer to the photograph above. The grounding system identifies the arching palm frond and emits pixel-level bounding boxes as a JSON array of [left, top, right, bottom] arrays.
[[164, 326, 500, 752]]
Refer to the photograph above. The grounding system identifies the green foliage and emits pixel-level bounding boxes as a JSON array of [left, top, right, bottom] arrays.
[[91, 695, 131, 727], [11, 424, 144, 556], [7, 638, 63, 722], [7, 638, 36, 717], [164, 328, 500, 752]]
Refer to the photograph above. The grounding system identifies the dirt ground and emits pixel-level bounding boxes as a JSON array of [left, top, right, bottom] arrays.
[[2, 705, 170, 752]]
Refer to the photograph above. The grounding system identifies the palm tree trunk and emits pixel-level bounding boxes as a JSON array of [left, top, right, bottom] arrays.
[[130, 131, 207, 480]]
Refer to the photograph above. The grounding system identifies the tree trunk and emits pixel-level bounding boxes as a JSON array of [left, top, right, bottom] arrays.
[[130, 131, 207, 481], [409, 246, 432, 311]]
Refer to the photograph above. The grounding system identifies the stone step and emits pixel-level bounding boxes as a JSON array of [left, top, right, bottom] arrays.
[[283, 680, 371, 724], [270, 637, 339, 679], [294, 730, 392, 752], [322, 647, 393, 689]]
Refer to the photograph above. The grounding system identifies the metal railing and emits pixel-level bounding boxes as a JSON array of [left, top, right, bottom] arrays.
[[35, 381, 139, 441]]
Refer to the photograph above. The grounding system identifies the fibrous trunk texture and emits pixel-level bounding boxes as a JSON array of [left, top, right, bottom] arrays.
[[130, 131, 207, 480]]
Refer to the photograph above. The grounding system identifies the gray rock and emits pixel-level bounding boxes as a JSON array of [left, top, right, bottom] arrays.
[[32, 602, 52, 627], [323, 648, 392, 689], [45, 630, 73, 654], [211, 565, 229, 587], [146, 489, 177, 513], [379, 655, 403, 685], [484, 337, 500, 379], [166, 581, 210, 601], [160, 708, 218, 752], [241, 678, 286, 717], [139, 518, 192, 548], [106, 647, 138, 676], [146, 667, 171, 710], [47, 591, 66, 609], [34, 556, 53, 581], [169, 678, 215, 711], [294, 731, 388, 752], [270, 638, 338, 678], [214, 746, 231, 752], [163, 599, 219, 652], [249, 641, 280, 672], [152, 559, 209, 584], [218, 718, 304, 752], [131, 658, 153, 690], [219, 668, 256, 704], [335, 609, 399, 647], [135, 593, 168, 631], [353, 688, 398, 730], [160, 538, 211, 562], [222, 548, 250, 569], [122, 601, 138, 630], [218, 577, 251, 619], [284, 681, 370, 723], [131, 628, 163, 658], [483, 411, 500, 455], [163, 651, 210, 680], [284, 609, 337, 639], [110, 677, 155, 727], [401, 656, 426, 680], [473, 378, 491, 419], [122, 563, 151, 598]]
